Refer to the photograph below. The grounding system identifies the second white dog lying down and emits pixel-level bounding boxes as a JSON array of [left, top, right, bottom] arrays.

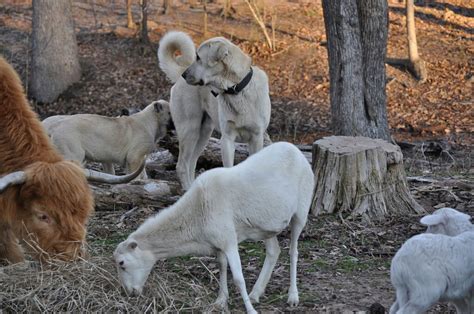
[[42, 100, 170, 179], [113, 142, 314, 313]]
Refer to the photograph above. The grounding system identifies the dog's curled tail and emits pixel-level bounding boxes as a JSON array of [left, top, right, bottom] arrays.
[[157, 31, 196, 83]]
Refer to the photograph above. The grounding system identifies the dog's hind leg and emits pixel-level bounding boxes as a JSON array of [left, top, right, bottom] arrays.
[[176, 126, 201, 190], [102, 163, 115, 175], [188, 113, 213, 178]]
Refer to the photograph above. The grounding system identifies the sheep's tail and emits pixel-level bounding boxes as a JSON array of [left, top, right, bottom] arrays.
[[157, 31, 196, 83]]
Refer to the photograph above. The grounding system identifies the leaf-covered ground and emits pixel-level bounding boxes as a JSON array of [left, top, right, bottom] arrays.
[[0, 0, 472, 312]]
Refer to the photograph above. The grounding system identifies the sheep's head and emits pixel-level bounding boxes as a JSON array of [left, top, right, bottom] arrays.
[[114, 238, 155, 295], [420, 207, 472, 236], [2, 161, 94, 260]]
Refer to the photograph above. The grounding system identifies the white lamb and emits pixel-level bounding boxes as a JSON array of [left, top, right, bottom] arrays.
[[113, 142, 314, 313], [389, 208, 474, 314], [420, 207, 473, 236]]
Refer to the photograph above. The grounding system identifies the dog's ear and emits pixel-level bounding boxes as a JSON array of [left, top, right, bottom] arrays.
[[154, 101, 163, 112], [215, 44, 229, 62], [209, 42, 229, 66]]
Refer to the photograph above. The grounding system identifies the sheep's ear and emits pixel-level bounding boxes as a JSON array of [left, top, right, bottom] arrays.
[[154, 102, 163, 112], [455, 211, 472, 221], [420, 214, 444, 226], [128, 241, 138, 250]]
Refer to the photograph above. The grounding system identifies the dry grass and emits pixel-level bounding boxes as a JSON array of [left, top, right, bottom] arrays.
[[0, 254, 217, 312]]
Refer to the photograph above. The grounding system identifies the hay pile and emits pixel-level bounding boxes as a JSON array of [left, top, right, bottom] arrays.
[[0, 256, 219, 312]]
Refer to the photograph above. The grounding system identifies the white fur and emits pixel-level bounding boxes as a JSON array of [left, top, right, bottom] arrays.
[[114, 142, 314, 313], [42, 100, 170, 179], [389, 208, 474, 314], [157, 31, 271, 190], [420, 207, 473, 236]]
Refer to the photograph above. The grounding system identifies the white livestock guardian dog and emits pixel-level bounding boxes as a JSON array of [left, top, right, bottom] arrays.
[[158, 31, 271, 190]]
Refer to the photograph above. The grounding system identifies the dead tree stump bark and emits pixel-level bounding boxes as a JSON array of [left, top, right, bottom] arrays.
[[311, 136, 423, 220]]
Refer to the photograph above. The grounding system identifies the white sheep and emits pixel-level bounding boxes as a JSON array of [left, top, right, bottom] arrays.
[[113, 142, 314, 313], [42, 100, 170, 179], [420, 207, 473, 236], [389, 208, 474, 314]]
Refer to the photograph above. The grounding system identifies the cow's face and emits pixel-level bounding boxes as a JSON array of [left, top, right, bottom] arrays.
[[19, 161, 94, 260]]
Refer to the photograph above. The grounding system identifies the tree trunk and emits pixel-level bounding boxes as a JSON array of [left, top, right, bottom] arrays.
[[126, 0, 135, 28], [29, 0, 81, 103], [322, 0, 391, 142], [163, 0, 172, 14], [406, 0, 427, 82], [140, 0, 149, 43], [311, 136, 423, 220]]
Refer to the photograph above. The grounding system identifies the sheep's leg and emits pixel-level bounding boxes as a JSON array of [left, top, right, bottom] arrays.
[[213, 251, 229, 309], [287, 215, 306, 307], [102, 163, 115, 175], [452, 298, 470, 314], [389, 286, 408, 314], [396, 302, 428, 314], [388, 300, 399, 314], [249, 237, 280, 303], [225, 246, 257, 314]]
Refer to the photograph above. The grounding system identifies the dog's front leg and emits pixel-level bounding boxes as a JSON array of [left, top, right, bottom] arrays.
[[221, 133, 236, 167], [248, 134, 264, 155]]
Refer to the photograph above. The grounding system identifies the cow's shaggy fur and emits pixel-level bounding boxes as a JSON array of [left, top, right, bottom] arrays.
[[0, 56, 94, 263]]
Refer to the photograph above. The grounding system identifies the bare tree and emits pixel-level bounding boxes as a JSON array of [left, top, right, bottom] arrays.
[[163, 0, 172, 14], [126, 0, 135, 28], [314, 0, 423, 220], [406, 0, 427, 82], [244, 0, 274, 51], [29, 0, 81, 103], [322, 0, 391, 142], [140, 0, 149, 43]]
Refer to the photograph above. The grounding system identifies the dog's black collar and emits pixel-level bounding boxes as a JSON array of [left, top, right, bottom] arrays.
[[211, 67, 253, 98]]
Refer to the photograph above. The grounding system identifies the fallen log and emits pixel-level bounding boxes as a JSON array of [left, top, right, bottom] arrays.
[[159, 135, 311, 169], [91, 179, 182, 211]]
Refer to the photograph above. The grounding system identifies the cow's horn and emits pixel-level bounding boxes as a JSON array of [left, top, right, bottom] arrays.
[[84, 159, 146, 184], [0, 171, 27, 193]]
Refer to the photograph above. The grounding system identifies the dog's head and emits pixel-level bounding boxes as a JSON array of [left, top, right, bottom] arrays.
[[151, 100, 171, 140], [181, 37, 251, 91]]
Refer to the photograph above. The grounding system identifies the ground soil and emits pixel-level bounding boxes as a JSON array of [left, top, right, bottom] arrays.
[[0, 0, 473, 313]]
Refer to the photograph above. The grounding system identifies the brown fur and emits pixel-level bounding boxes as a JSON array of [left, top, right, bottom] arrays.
[[0, 56, 94, 263]]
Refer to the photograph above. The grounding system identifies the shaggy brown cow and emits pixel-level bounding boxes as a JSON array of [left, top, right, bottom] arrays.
[[0, 57, 143, 263]]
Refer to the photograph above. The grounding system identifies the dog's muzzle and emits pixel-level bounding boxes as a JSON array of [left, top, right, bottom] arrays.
[[182, 69, 204, 86], [181, 69, 188, 80]]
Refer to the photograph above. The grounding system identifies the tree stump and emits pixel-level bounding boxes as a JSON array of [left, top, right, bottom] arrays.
[[311, 136, 423, 220]]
